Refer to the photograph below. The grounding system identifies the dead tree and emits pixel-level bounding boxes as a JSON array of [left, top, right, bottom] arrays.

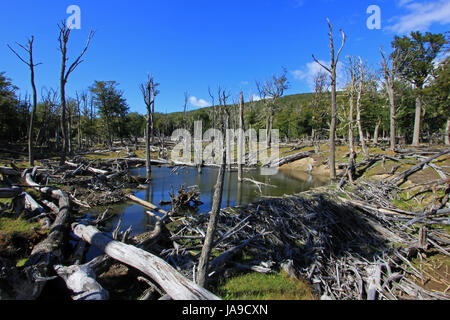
[[7, 36, 42, 166], [58, 21, 94, 165], [140, 75, 160, 181], [196, 145, 227, 288], [356, 57, 369, 156], [196, 88, 229, 288], [208, 86, 216, 129], [184, 91, 189, 130], [311, 71, 329, 149], [380, 47, 398, 151], [346, 57, 357, 183], [255, 68, 289, 145], [313, 19, 346, 180], [237, 91, 245, 182]]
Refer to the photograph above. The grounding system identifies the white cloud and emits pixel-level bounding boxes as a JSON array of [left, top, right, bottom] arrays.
[[388, 0, 450, 34], [292, 59, 346, 91], [189, 96, 211, 108], [250, 94, 262, 102]]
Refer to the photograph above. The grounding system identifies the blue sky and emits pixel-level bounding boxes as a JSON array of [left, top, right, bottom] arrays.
[[1, 0, 449, 115]]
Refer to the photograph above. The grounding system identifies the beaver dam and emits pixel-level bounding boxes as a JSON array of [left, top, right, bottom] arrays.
[[0, 148, 449, 300]]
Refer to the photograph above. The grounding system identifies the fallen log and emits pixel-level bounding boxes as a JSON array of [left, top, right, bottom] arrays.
[[22, 170, 71, 299], [71, 223, 220, 300], [265, 151, 313, 168], [65, 161, 109, 175], [391, 150, 450, 186], [54, 263, 109, 300], [21, 191, 45, 215], [126, 194, 169, 216]]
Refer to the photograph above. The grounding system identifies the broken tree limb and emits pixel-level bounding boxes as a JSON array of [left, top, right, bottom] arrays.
[[21, 191, 44, 215], [65, 161, 109, 175], [71, 223, 220, 300], [392, 150, 450, 186], [265, 151, 313, 168], [126, 194, 169, 216], [54, 263, 109, 300]]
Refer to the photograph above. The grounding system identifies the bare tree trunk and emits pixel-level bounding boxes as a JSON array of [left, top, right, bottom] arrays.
[[357, 58, 368, 156], [348, 63, 355, 183], [196, 147, 226, 288], [313, 20, 345, 180], [412, 95, 422, 146], [380, 48, 396, 151], [141, 75, 159, 181], [145, 121, 151, 180], [8, 37, 41, 166], [238, 91, 244, 182], [373, 117, 381, 146], [57, 22, 94, 165]]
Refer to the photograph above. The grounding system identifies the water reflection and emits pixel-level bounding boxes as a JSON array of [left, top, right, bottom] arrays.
[[88, 166, 329, 237]]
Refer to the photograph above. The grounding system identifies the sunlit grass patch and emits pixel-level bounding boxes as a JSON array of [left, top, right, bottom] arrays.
[[216, 271, 316, 300], [0, 217, 39, 238]]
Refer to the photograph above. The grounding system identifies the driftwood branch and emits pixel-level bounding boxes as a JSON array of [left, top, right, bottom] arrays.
[[72, 223, 220, 300]]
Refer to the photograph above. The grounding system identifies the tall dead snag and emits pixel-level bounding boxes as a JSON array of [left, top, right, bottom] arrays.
[[140, 75, 160, 181], [197, 88, 228, 287], [58, 21, 94, 165], [237, 91, 244, 182], [196, 148, 226, 287], [255, 68, 289, 145], [184, 91, 189, 130], [346, 57, 357, 183], [313, 19, 346, 180], [7, 36, 42, 166], [380, 47, 397, 151], [72, 224, 219, 300], [356, 57, 369, 156]]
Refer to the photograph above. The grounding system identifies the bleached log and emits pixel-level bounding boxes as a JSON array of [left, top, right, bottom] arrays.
[[54, 264, 109, 300], [22, 191, 44, 214], [392, 150, 450, 186], [41, 199, 59, 214], [65, 161, 109, 175], [367, 264, 382, 300], [72, 223, 220, 300], [265, 151, 313, 168], [126, 194, 169, 216], [22, 170, 71, 299]]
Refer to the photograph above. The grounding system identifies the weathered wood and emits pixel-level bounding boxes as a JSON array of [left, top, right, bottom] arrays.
[[22, 191, 44, 214], [367, 263, 382, 300], [65, 161, 109, 175], [392, 150, 450, 186], [22, 171, 71, 299], [265, 151, 313, 168], [54, 263, 109, 300], [126, 194, 169, 216], [72, 223, 220, 300]]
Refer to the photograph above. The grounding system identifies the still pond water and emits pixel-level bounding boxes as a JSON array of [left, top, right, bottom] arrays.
[[83, 165, 329, 258]]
